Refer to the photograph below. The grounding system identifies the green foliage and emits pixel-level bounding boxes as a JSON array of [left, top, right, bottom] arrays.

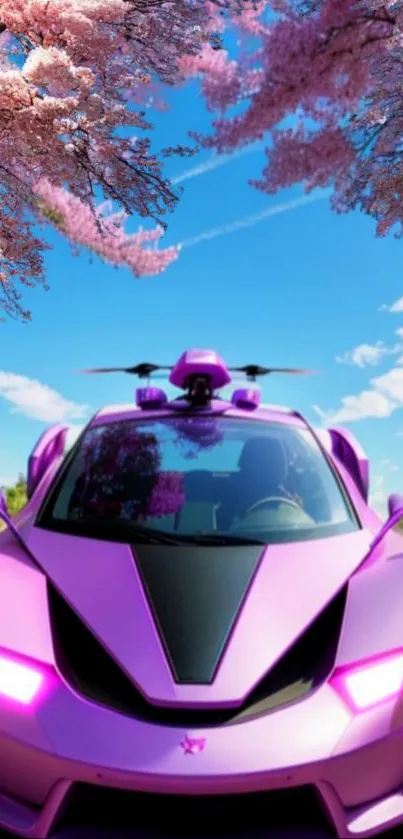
[[4, 474, 27, 516]]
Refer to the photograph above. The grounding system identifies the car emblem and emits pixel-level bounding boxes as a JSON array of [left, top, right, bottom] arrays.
[[180, 735, 206, 755]]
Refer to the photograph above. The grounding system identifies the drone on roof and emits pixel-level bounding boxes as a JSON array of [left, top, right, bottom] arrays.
[[80, 350, 317, 408]]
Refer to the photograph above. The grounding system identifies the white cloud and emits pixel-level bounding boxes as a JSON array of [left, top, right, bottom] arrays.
[[336, 341, 391, 368], [181, 190, 330, 249], [380, 296, 403, 313], [373, 366, 403, 403], [0, 371, 89, 423], [171, 143, 262, 185], [318, 331, 403, 424], [336, 330, 403, 368], [380, 460, 400, 474], [313, 389, 396, 424]]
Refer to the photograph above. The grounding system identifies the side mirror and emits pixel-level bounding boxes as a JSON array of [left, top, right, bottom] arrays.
[[370, 493, 403, 552], [27, 424, 69, 499], [388, 493, 403, 519], [328, 426, 369, 502]]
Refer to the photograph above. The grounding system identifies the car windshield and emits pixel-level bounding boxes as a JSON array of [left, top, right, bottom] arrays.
[[39, 415, 358, 545]]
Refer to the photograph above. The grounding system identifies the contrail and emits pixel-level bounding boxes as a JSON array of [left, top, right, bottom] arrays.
[[171, 143, 262, 185], [180, 189, 330, 248]]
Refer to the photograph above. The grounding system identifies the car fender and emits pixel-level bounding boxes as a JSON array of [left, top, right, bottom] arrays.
[[336, 530, 403, 668]]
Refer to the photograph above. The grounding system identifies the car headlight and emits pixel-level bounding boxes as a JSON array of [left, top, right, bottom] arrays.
[[331, 650, 403, 712], [0, 648, 50, 706]]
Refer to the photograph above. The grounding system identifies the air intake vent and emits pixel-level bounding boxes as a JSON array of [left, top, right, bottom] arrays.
[[48, 582, 347, 727], [58, 783, 336, 838]]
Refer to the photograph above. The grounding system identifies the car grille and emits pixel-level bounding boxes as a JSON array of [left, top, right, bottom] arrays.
[[48, 582, 347, 727], [55, 783, 335, 838]]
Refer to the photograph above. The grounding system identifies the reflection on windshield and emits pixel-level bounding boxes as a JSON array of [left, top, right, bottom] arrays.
[[70, 423, 185, 521], [172, 417, 224, 459], [40, 416, 358, 545]]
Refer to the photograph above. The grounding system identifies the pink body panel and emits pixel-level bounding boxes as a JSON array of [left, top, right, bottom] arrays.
[[337, 529, 403, 666], [1, 397, 403, 838], [25, 527, 372, 706], [0, 643, 402, 839], [0, 549, 53, 666]]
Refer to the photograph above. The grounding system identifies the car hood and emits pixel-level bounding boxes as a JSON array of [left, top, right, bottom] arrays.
[[26, 526, 372, 706]]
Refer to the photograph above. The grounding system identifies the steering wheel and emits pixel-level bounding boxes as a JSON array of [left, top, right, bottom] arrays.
[[241, 496, 306, 519]]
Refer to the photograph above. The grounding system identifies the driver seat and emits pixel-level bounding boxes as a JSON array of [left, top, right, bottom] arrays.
[[217, 436, 288, 528]]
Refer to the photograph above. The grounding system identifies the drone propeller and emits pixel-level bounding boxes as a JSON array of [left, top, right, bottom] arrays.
[[229, 365, 317, 381], [80, 363, 172, 379], [78, 359, 318, 385]]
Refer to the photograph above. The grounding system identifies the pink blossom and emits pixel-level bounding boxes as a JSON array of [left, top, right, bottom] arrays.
[[33, 179, 180, 276], [0, 69, 32, 108], [3, 0, 402, 322], [180, 43, 241, 112], [192, 0, 403, 240], [71, 425, 185, 521], [147, 473, 185, 518], [0, 0, 222, 320], [170, 417, 224, 459], [252, 125, 356, 194]]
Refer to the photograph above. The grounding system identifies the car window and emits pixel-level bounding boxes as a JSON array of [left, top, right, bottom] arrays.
[[39, 415, 358, 545]]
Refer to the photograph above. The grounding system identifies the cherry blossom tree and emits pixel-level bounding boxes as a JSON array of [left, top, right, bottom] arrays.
[[0, 0, 240, 321], [4, 0, 401, 324], [191, 1, 403, 240]]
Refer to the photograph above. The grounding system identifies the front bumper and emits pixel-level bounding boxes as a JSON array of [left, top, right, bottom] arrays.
[[2, 678, 403, 838]]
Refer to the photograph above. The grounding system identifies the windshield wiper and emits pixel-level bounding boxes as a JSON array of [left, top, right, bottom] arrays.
[[121, 527, 265, 546], [132, 530, 265, 546], [118, 526, 265, 546], [70, 518, 185, 545], [125, 524, 187, 545], [67, 518, 265, 546], [183, 532, 266, 546]]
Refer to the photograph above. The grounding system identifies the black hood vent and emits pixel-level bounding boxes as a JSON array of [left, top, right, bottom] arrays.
[[131, 545, 263, 684], [48, 581, 347, 727]]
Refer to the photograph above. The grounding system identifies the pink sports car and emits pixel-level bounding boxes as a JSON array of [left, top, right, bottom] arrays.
[[0, 349, 403, 839]]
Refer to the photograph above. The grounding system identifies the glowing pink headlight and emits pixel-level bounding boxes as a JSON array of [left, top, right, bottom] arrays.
[[331, 650, 403, 712], [0, 651, 45, 705]]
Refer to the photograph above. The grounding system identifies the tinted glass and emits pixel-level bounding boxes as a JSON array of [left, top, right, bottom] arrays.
[[39, 416, 358, 544]]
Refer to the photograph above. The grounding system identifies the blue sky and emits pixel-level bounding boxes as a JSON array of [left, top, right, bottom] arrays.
[[1, 80, 403, 516]]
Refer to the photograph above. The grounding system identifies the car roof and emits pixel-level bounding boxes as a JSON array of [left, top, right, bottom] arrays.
[[89, 401, 305, 429]]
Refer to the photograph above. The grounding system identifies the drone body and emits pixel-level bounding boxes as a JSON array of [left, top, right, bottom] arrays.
[[82, 348, 316, 410], [0, 349, 402, 839]]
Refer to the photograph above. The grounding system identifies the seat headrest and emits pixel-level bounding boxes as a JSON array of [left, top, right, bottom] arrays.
[[238, 437, 287, 481]]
